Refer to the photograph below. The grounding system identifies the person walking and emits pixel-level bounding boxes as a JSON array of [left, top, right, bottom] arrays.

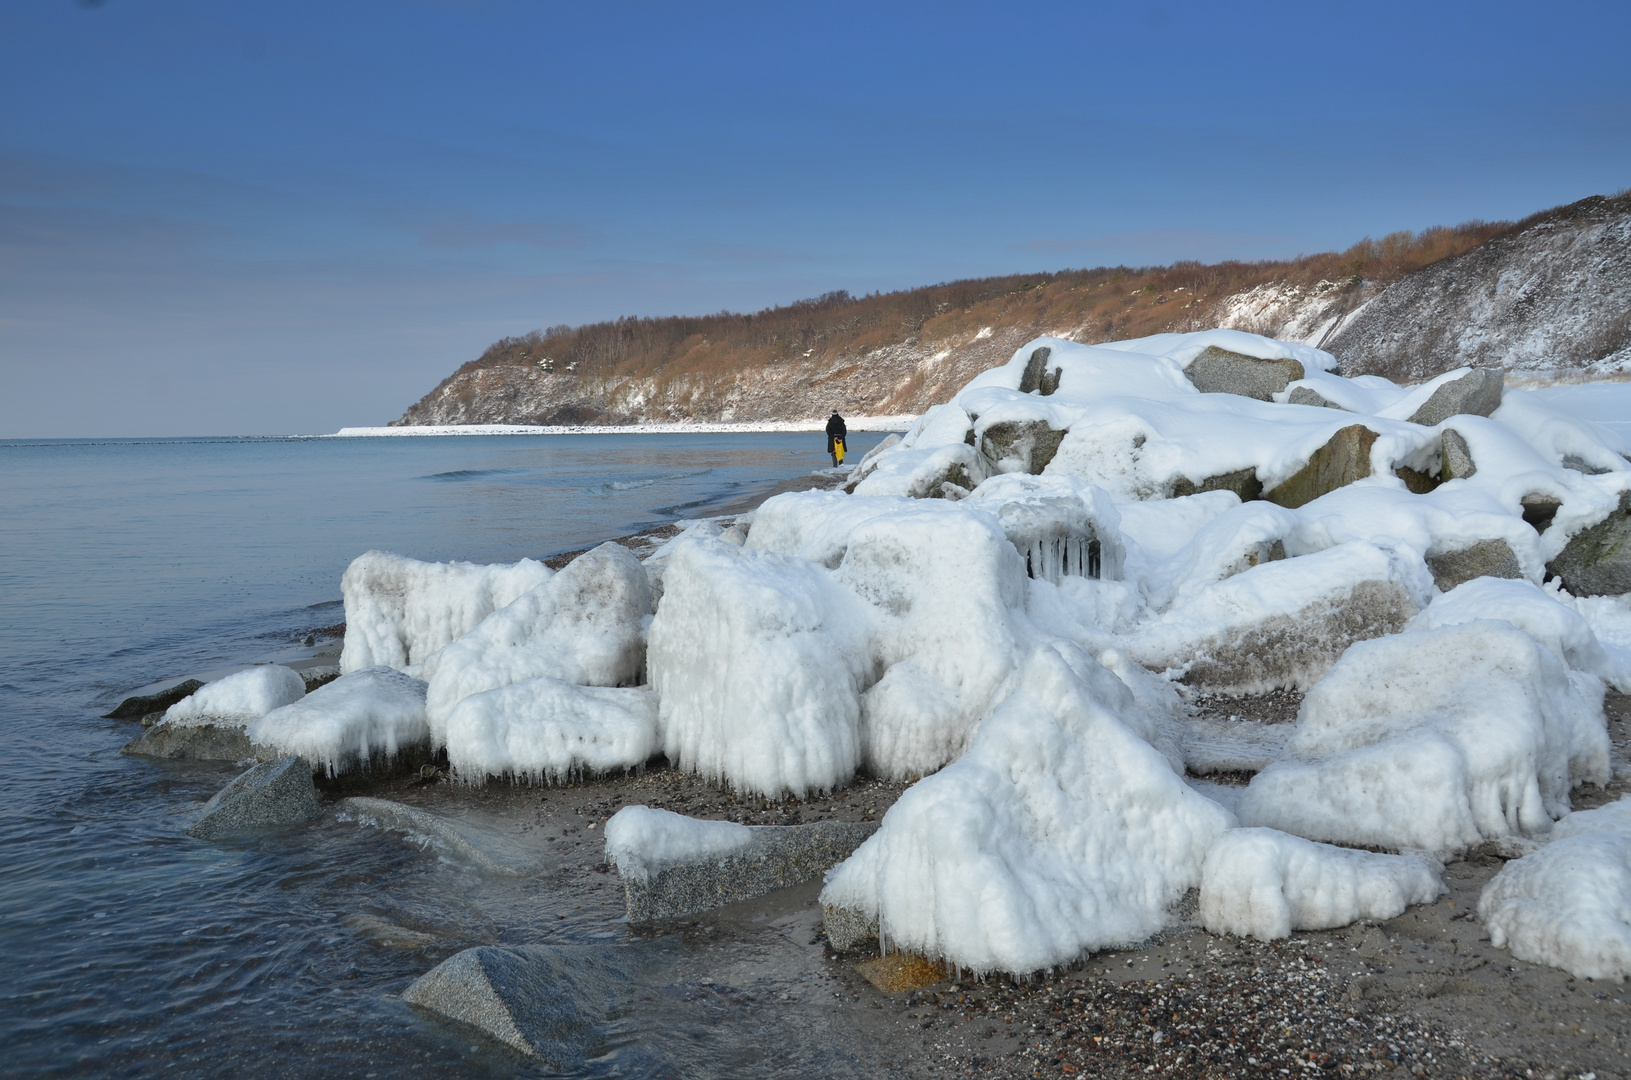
[[825, 410, 848, 467]]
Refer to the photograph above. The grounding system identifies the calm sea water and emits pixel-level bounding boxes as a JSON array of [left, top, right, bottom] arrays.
[[0, 431, 892, 1079]]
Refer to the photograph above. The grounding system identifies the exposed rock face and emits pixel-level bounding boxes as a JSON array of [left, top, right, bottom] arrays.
[[1547, 491, 1631, 596], [1330, 193, 1631, 382], [821, 904, 878, 952], [1171, 467, 1263, 502], [620, 820, 878, 924], [1426, 539, 1523, 592], [980, 419, 1066, 474], [123, 720, 253, 762], [1288, 385, 1342, 409], [1406, 368, 1504, 427], [1441, 428, 1476, 480], [401, 944, 632, 1060], [103, 680, 203, 720], [187, 757, 321, 840], [1185, 347, 1305, 401], [1017, 345, 1061, 395], [1263, 425, 1377, 509]]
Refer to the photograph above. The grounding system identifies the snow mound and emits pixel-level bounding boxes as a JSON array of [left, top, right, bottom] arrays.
[[443, 678, 658, 785], [249, 666, 429, 776], [339, 551, 552, 673], [603, 805, 753, 882], [647, 535, 872, 797], [1237, 621, 1610, 852], [1478, 796, 1631, 980], [820, 648, 1234, 976], [164, 665, 306, 726], [422, 542, 653, 743], [1199, 828, 1443, 941]]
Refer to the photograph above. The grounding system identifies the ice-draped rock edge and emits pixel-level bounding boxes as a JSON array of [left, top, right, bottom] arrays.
[[820, 648, 1235, 978]]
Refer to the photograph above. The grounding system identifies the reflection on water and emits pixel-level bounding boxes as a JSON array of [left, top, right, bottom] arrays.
[[0, 431, 902, 1078]]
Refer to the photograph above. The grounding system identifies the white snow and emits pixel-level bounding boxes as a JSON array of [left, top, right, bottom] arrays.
[[820, 648, 1233, 976], [1200, 828, 1443, 941], [422, 542, 653, 743], [163, 665, 306, 725], [603, 804, 753, 882], [248, 666, 430, 776], [339, 551, 553, 673], [443, 678, 658, 785]]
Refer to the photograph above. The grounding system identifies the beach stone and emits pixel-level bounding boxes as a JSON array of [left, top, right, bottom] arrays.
[[1185, 346, 1305, 401], [103, 679, 203, 720], [980, 419, 1066, 475], [1017, 346, 1060, 396], [186, 756, 321, 840], [1171, 467, 1262, 502], [401, 944, 631, 1060], [620, 820, 878, 924], [122, 720, 253, 762], [855, 954, 950, 994], [1547, 491, 1631, 596], [1426, 539, 1523, 592], [1406, 368, 1504, 427], [1441, 428, 1476, 480], [1263, 425, 1377, 509], [1521, 493, 1563, 532], [821, 904, 878, 952], [1288, 385, 1343, 409]]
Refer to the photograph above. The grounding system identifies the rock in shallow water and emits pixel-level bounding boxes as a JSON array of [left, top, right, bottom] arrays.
[[122, 720, 253, 762], [186, 756, 321, 839], [102, 679, 204, 720]]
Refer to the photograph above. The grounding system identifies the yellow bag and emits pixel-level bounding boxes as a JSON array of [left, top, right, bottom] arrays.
[[833, 436, 846, 464]]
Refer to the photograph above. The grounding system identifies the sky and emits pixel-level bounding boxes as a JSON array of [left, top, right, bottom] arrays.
[[2, 1, 1628, 437]]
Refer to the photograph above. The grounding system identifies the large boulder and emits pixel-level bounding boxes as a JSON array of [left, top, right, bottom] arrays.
[[1263, 425, 1377, 509], [1548, 491, 1631, 596], [979, 419, 1066, 475], [103, 679, 204, 721], [1185, 346, 1305, 401], [1406, 368, 1504, 427], [186, 756, 321, 839], [123, 720, 253, 762], [1425, 538, 1523, 592], [401, 944, 633, 1060]]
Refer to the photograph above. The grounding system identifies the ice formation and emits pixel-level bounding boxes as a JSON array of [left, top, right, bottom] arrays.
[[423, 542, 653, 742], [603, 804, 753, 882], [1478, 796, 1631, 980], [164, 665, 306, 725], [249, 666, 429, 775], [338, 551, 552, 673], [443, 679, 657, 784], [1199, 828, 1443, 941], [820, 648, 1233, 976], [1236, 621, 1610, 852]]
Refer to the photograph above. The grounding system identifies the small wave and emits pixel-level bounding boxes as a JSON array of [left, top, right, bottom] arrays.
[[586, 469, 712, 496], [419, 467, 531, 482]]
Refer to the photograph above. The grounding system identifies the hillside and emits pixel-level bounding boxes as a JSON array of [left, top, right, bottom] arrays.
[[394, 192, 1630, 427]]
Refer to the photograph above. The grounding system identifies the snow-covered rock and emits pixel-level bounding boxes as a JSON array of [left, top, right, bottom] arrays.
[[443, 679, 657, 784], [249, 666, 430, 776], [163, 665, 306, 725]]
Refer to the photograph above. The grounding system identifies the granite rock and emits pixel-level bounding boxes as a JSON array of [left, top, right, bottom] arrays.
[[1185, 346, 1305, 401], [123, 720, 253, 762], [1406, 368, 1504, 427], [187, 756, 322, 840], [1426, 539, 1523, 592], [1172, 467, 1263, 502], [1547, 491, 1631, 596], [1521, 494, 1564, 532], [1263, 425, 1377, 509], [1288, 385, 1343, 409], [1441, 428, 1476, 480], [821, 904, 879, 952], [980, 419, 1067, 475], [103, 679, 204, 720], [1017, 346, 1061, 396]]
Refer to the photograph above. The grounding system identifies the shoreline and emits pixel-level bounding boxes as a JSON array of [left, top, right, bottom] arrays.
[[329, 416, 916, 437]]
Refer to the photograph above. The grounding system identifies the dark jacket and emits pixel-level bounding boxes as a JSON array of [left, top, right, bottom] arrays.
[[825, 412, 847, 452]]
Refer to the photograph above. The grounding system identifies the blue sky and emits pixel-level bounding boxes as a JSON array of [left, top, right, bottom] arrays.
[[3, 1, 1628, 436]]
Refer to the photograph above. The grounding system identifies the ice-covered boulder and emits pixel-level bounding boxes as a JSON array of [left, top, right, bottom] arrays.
[[1237, 621, 1611, 853], [1478, 796, 1631, 981], [422, 542, 653, 741], [249, 666, 429, 776], [338, 551, 552, 673], [1199, 828, 1443, 941], [647, 536, 872, 797], [979, 419, 1067, 475], [443, 678, 657, 785], [963, 473, 1126, 583], [852, 442, 990, 500], [820, 648, 1234, 976], [163, 665, 306, 725]]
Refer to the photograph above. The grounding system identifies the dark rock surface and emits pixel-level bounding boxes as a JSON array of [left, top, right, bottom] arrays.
[[122, 720, 253, 762], [1521, 493, 1564, 532], [1185, 346, 1305, 401], [1263, 424, 1377, 509], [980, 419, 1066, 475], [621, 819, 878, 924], [1016, 346, 1060, 396], [1426, 538, 1523, 592], [103, 680, 203, 720], [1405, 368, 1504, 427], [187, 756, 322, 840], [1170, 467, 1263, 502], [1547, 490, 1631, 596]]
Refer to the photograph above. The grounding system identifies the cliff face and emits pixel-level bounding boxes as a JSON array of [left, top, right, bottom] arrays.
[[1325, 192, 1631, 383], [394, 193, 1630, 426]]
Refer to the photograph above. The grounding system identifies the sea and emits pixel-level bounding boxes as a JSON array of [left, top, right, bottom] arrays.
[[0, 430, 895, 1079]]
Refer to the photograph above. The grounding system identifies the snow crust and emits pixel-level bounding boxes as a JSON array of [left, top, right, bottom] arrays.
[[339, 551, 552, 673], [164, 665, 306, 726], [603, 804, 753, 882], [249, 666, 429, 775], [1200, 828, 1442, 941]]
